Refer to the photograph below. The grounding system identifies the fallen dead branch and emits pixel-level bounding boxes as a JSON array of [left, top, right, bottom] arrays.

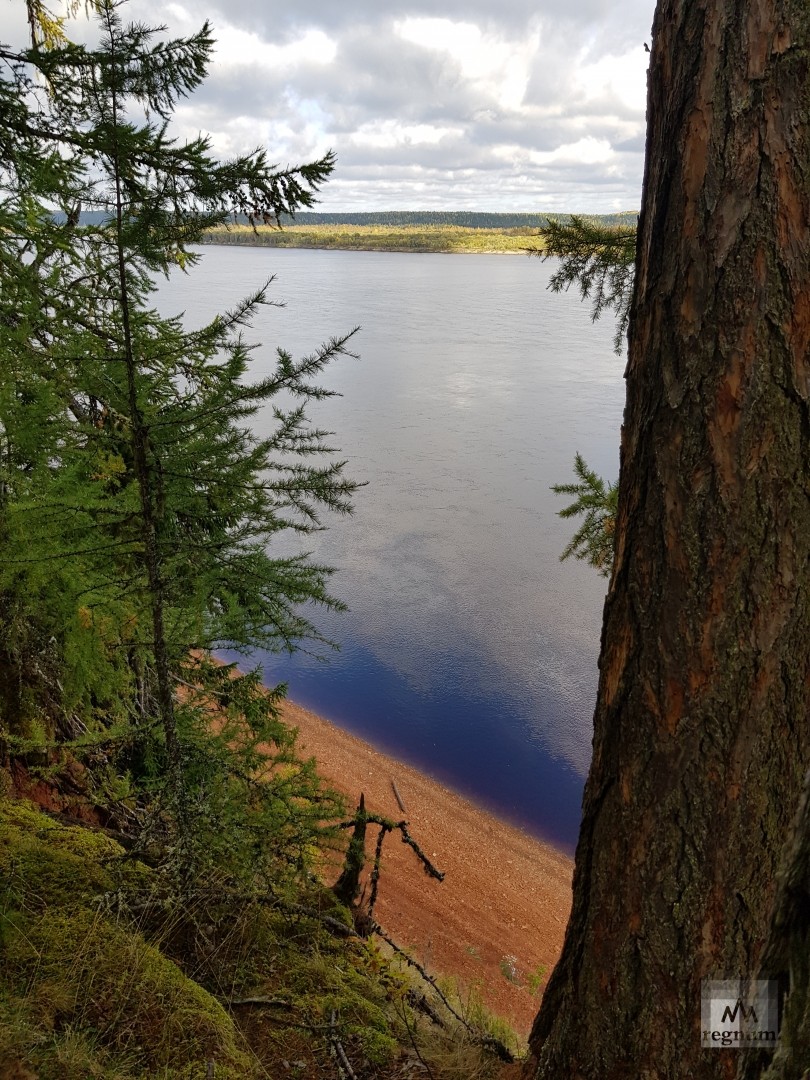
[[391, 779, 407, 814], [330, 1010, 358, 1080], [372, 923, 515, 1065], [228, 997, 290, 1008], [334, 794, 444, 918]]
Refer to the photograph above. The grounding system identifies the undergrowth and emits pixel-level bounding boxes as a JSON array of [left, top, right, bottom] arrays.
[[0, 790, 521, 1079]]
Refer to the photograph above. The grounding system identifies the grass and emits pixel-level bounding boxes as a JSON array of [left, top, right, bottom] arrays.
[[201, 222, 547, 255], [0, 799, 251, 1078], [0, 795, 525, 1079], [527, 963, 548, 996]]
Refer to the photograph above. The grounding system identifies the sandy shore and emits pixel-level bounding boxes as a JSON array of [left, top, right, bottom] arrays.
[[280, 699, 573, 1036]]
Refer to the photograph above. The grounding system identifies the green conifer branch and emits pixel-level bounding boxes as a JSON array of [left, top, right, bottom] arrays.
[[551, 453, 618, 577], [528, 213, 637, 353]]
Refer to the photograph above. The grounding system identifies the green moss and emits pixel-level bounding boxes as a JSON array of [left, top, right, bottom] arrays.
[[0, 795, 518, 1079], [0, 1001, 136, 1080], [0, 800, 253, 1078], [0, 802, 116, 912], [348, 1025, 399, 1067], [4, 910, 252, 1077], [0, 799, 151, 915]]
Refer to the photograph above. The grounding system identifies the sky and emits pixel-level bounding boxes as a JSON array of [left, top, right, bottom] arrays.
[[4, 0, 655, 212]]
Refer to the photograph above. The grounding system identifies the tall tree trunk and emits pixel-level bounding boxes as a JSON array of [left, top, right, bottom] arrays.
[[529, 2, 810, 1077], [107, 16, 186, 830], [740, 767, 810, 1080]]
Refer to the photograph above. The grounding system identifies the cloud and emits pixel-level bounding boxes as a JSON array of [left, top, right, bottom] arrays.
[[0, 0, 655, 210], [394, 17, 541, 111], [210, 23, 337, 70]]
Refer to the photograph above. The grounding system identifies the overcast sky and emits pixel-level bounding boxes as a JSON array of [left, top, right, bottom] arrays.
[[6, 0, 655, 211]]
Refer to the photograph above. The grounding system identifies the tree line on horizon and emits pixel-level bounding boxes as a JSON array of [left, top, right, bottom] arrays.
[[60, 208, 640, 230], [274, 210, 640, 229]]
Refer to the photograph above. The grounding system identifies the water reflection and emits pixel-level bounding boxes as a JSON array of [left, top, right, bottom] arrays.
[[157, 247, 624, 852]]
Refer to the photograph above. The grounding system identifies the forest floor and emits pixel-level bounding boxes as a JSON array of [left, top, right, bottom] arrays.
[[280, 699, 574, 1037]]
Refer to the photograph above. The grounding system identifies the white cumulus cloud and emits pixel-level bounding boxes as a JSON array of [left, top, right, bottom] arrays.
[[0, 0, 655, 210]]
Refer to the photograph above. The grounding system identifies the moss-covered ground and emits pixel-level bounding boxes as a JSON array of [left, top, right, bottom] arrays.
[[0, 795, 519, 1079]]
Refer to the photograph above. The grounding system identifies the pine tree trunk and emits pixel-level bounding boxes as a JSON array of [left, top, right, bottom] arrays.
[[739, 768, 810, 1080], [529, 2, 810, 1077]]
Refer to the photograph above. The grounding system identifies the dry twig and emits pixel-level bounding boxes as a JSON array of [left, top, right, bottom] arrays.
[[330, 1010, 358, 1080], [372, 924, 514, 1064]]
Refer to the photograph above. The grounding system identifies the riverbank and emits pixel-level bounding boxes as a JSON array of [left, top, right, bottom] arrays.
[[280, 697, 574, 1035], [200, 223, 544, 254]]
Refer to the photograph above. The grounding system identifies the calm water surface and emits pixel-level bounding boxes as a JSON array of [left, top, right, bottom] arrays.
[[157, 246, 625, 852]]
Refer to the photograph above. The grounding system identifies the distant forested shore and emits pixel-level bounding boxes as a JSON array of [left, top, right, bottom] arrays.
[[198, 211, 639, 254], [54, 209, 640, 255], [271, 211, 639, 228]]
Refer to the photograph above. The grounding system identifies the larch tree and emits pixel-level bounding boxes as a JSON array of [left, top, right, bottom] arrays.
[[533, 214, 637, 355], [529, 1, 810, 1077], [0, 0, 357, 880]]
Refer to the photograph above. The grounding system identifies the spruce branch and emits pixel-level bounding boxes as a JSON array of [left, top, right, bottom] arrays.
[[552, 453, 618, 577], [528, 214, 637, 353]]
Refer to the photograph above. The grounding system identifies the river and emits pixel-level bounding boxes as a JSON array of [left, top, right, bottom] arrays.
[[157, 245, 625, 852]]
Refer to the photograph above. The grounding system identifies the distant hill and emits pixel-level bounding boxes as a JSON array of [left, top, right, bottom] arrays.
[[275, 211, 639, 229], [55, 210, 639, 229]]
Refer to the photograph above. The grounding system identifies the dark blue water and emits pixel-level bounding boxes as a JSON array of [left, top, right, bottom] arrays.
[[230, 634, 587, 853], [160, 246, 625, 854]]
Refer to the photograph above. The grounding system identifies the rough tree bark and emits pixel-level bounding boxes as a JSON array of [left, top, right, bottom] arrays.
[[740, 767, 810, 1080], [529, 2, 810, 1077]]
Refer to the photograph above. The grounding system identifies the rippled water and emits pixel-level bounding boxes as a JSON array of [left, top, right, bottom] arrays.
[[157, 246, 625, 852]]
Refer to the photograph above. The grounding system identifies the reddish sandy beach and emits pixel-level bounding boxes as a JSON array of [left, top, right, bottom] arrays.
[[280, 699, 574, 1036]]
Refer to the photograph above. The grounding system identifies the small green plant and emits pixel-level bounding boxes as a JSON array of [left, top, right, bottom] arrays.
[[527, 963, 547, 995]]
